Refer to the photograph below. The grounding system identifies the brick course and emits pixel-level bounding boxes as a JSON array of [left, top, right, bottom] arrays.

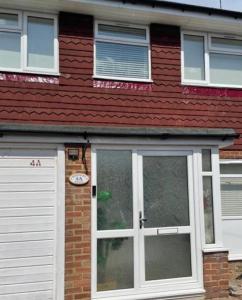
[[65, 145, 92, 300]]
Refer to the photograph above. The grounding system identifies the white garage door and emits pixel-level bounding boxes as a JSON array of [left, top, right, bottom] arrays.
[[0, 148, 61, 300]]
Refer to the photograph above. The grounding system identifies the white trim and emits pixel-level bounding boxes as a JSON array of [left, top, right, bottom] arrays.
[[94, 19, 151, 82], [0, 9, 59, 75], [55, 144, 65, 300], [181, 29, 242, 88]]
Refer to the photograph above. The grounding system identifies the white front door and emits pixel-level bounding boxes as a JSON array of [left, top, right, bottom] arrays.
[[92, 147, 203, 300]]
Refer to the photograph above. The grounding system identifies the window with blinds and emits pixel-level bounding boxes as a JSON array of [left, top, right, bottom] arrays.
[[95, 22, 150, 81], [220, 163, 242, 217]]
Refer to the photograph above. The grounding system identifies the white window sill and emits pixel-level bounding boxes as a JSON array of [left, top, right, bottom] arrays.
[[228, 254, 242, 261], [182, 81, 242, 90], [93, 76, 153, 83], [203, 247, 229, 254], [0, 68, 60, 77]]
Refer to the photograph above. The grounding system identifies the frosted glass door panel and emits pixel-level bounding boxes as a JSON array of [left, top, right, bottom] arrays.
[[143, 156, 189, 228], [97, 150, 133, 230], [145, 234, 192, 281], [97, 238, 134, 291]]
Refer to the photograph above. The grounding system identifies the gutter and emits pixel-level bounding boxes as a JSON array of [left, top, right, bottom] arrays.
[[107, 0, 242, 19], [0, 123, 239, 141]]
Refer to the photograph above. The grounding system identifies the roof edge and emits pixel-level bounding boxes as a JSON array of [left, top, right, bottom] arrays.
[[0, 123, 239, 140]]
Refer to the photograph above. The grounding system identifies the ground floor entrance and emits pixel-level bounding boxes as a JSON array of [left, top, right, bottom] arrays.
[[92, 146, 204, 300]]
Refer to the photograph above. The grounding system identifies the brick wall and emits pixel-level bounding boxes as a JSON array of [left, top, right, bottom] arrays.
[[65, 145, 91, 300], [220, 150, 242, 159], [229, 261, 242, 281], [203, 252, 230, 299]]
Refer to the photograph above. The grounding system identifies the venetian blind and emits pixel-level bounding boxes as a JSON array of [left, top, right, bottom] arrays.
[[221, 177, 242, 217]]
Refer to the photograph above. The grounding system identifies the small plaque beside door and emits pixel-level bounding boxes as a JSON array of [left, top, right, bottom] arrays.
[[69, 173, 89, 186]]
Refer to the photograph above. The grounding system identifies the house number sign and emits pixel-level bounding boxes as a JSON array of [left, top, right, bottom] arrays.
[[69, 173, 89, 186]]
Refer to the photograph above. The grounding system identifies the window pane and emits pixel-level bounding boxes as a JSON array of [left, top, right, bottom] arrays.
[[27, 17, 54, 69], [98, 24, 146, 40], [97, 150, 133, 230], [210, 53, 242, 85], [0, 32, 20, 68], [221, 177, 242, 217], [203, 176, 215, 244], [0, 13, 18, 28], [220, 164, 242, 174], [202, 149, 212, 172], [145, 234, 192, 281], [211, 37, 242, 52], [97, 238, 134, 291], [96, 41, 149, 79], [184, 35, 205, 81], [143, 156, 190, 228]]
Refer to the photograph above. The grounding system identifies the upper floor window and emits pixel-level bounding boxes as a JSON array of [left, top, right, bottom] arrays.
[[0, 10, 58, 74], [94, 21, 151, 82], [182, 31, 242, 88]]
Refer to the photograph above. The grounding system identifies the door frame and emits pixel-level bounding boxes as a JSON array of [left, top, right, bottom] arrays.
[[91, 144, 204, 300]]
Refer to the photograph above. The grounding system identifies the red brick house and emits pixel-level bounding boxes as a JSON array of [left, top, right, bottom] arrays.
[[0, 0, 242, 299]]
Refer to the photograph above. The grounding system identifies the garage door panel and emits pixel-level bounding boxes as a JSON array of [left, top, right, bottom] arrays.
[[0, 207, 54, 217], [0, 231, 54, 243], [0, 168, 55, 183], [0, 281, 53, 295], [0, 182, 55, 192], [0, 256, 53, 268], [0, 272, 53, 285], [0, 265, 53, 277], [0, 216, 54, 225], [0, 158, 56, 168], [0, 148, 58, 299], [0, 192, 55, 207], [0, 291, 52, 300], [0, 223, 54, 234]]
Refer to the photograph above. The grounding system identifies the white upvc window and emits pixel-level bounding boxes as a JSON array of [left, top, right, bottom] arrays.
[[181, 31, 242, 88], [220, 160, 242, 260], [199, 148, 224, 251], [94, 20, 151, 82], [0, 9, 58, 75]]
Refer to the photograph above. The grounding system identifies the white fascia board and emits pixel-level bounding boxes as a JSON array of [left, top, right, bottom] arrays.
[[0, 0, 242, 34]]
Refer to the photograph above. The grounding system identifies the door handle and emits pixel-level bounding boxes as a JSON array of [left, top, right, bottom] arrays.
[[139, 211, 147, 229]]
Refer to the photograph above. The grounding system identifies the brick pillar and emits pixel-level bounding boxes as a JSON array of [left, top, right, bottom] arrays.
[[65, 145, 92, 300], [203, 251, 229, 299]]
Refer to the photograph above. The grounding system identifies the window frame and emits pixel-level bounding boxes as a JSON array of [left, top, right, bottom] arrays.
[[199, 148, 224, 252], [0, 9, 59, 75], [94, 20, 152, 82], [181, 30, 242, 89]]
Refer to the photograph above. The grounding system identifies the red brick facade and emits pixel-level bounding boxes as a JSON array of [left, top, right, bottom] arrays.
[[0, 12, 242, 148], [203, 252, 230, 299], [65, 146, 91, 300]]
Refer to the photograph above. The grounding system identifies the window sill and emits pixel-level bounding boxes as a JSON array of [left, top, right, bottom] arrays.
[[0, 69, 60, 77], [93, 76, 153, 83], [203, 247, 229, 254], [182, 81, 242, 90]]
